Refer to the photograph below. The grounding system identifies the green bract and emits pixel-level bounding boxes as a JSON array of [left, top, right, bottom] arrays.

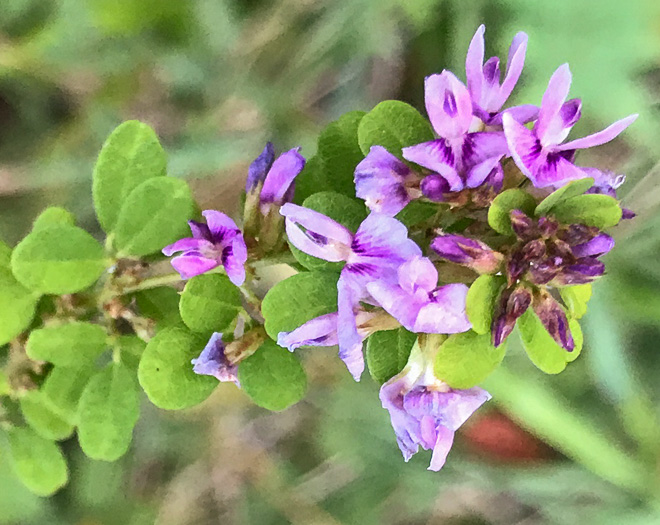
[[550, 194, 623, 229], [11, 224, 106, 294], [77, 363, 140, 461], [434, 331, 506, 389], [518, 310, 583, 374], [114, 177, 195, 257], [365, 328, 416, 384], [534, 178, 595, 216], [488, 189, 537, 235], [466, 275, 506, 335], [289, 192, 366, 271], [0, 265, 39, 346], [26, 322, 107, 367], [7, 427, 68, 497], [560, 284, 592, 319], [262, 271, 339, 341], [238, 340, 307, 411], [179, 274, 242, 333], [138, 327, 217, 410], [93, 120, 167, 232], [358, 100, 434, 157]]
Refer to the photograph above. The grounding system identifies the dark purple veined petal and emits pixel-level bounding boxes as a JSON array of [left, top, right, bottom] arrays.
[[162, 237, 213, 257], [488, 104, 539, 127], [260, 148, 305, 206], [281, 203, 353, 262], [465, 155, 504, 188], [420, 173, 452, 201], [539, 98, 583, 147], [202, 210, 241, 242], [572, 233, 614, 258], [555, 114, 638, 152], [223, 235, 248, 286], [187, 220, 212, 241], [277, 313, 339, 351], [246, 142, 275, 192], [170, 254, 219, 279], [536, 64, 572, 147], [403, 140, 464, 191], [425, 71, 474, 139], [415, 283, 471, 334], [350, 213, 422, 267], [463, 132, 510, 172], [354, 146, 416, 216], [191, 332, 239, 385], [533, 291, 574, 351]]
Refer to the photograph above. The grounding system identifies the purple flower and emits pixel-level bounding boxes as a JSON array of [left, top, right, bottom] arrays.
[[281, 204, 421, 379], [572, 233, 614, 258], [465, 25, 538, 127], [402, 70, 509, 193], [354, 146, 420, 215], [431, 234, 503, 274], [246, 142, 276, 193], [380, 344, 491, 471], [367, 256, 471, 334], [583, 168, 635, 219], [503, 64, 637, 188], [162, 210, 248, 285], [191, 332, 239, 385]]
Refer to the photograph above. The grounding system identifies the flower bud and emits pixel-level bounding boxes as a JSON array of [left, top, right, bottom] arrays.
[[551, 258, 605, 285], [491, 286, 532, 347], [537, 216, 558, 238], [532, 290, 574, 351], [421, 174, 451, 201], [510, 209, 535, 239], [431, 235, 503, 274]]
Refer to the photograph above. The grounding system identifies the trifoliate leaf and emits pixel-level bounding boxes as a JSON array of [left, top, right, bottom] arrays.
[[488, 189, 537, 235], [238, 340, 307, 411], [550, 194, 622, 229], [317, 111, 366, 197], [26, 322, 107, 367], [534, 178, 595, 216], [434, 331, 506, 389], [560, 284, 592, 320], [32, 207, 76, 231], [261, 271, 339, 341], [289, 192, 366, 272], [114, 177, 195, 257], [518, 309, 583, 374], [0, 266, 39, 346], [466, 275, 506, 335], [7, 427, 68, 496], [366, 328, 416, 384], [357, 100, 434, 157], [19, 391, 74, 441], [179, 274, 241, 333], [11, 224, 106, 294], [138, 327, 216, 410], [93, 120, 167, 232], [77, 363, 140, 461]]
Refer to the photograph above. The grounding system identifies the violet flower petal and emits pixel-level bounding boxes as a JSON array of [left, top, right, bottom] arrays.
[[246, 142, 275, 192], [572, 233, 615, 257], [415, 283, 471, 334], [337, 277, 366, 381], [202, 210, 241, 240], [397, 256, 438, 295], [260, 148, 305, 205], [170, 255, 219, 279], [402, 140, 464, 191], [425, 71, 473, 139], [555, 114, 638, 151], [277, 313, 339, 351], [191, 332, 239, 384], [536, 64, 572, 147], [366, 280, 421, 332], [496, 31, 528, 109], [162, 237, 212, 257], [465, 155, 504, 188], [465, 25, 486, 106]]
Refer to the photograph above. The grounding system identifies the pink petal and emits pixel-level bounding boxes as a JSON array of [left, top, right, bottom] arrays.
[[556, 114, 638, 151], [496, 31, 527, 108], [503, 112, 543, 179], [465, 155, 504, 188], [260, 148, 305, 205], [366, 280, 421, 332], [162, 237, 211, 256], [202, 210, 240, 238], [425, 71, 473, 139], [428, 426, 455, 471], [402, 140, 464, 191], [171, 255, 219, 279], [536, 64, 572, 146], [397, 256, 438, 295], [414, 283, 471, 334], [465, 25, 486, 104]]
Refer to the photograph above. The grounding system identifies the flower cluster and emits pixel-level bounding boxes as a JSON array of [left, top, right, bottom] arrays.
[[162, 25, 635, 471]]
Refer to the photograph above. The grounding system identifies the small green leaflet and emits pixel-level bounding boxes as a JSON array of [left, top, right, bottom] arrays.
[[534, 178, 594, 216], [366, 328, 416, 384], [487, 189, 537, 235], [26, 322, 107, 367], [179, 274, 242, 333], [466, 275, 505, 335]]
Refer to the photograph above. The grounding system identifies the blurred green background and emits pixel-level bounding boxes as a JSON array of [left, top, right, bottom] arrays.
[[2, 0, 660, 523]]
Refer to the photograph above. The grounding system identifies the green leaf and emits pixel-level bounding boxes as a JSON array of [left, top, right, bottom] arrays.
[[32, 207, 75, 231], [365, 328, 416, 384], [93, 120, 167, 232], [518, 309, 583, 374], [114, 177, 195, 257], [77, 363, 140, 461], [550, 194, 622, 229], [19, 391, 74, 441], [293, 155, 328, 205], [289, 192, 366, 272], [0, 266, 39, 346], [115, 335, 147, 370], [11, 224, 106, 295], [238, 340, 307, 411], [138, 327, 217, 410], [0, 240, 11, 267], [7, 427, 68, 496], [26, 322, 107, 367], [262, 271, 339, 341], [0, 370, 9, 396], [395, 200, 438, 227], [316, 111, 366, 197], [487, 189, 537, 235], [179, 274, 241, 333], [534, 177, 595, 216], [357, 100, 434, 157], [134, 286, 182, 326], [434, 331, 506, 389], [41, 365, 94, 423], [466, 275, 505, 335], [560, 284, 592, 319]]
